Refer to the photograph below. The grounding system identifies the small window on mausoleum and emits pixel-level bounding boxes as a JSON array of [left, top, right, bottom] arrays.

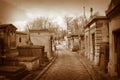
[[19, 37, 21, 42]]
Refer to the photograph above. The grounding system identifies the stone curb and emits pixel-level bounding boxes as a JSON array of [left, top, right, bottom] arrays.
[[33, 52, 58, 80], [78, 54, 112, 80], [79, 56, 96, 80]]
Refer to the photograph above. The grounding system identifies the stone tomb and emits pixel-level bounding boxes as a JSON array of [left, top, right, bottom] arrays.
[[4, 45, 47, 71], [0, 24, 17, 54], [0, 24, 28, 79], [16, 45, 48, 71]]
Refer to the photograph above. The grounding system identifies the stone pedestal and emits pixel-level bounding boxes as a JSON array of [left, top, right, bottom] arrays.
[[4, 56, 40, 71], [18, 57, 40, 71]]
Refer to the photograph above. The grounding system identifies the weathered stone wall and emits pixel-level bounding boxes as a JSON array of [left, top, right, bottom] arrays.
[[79, 36, 85, 55], [85, 27, 90, 58], [87, 19, 109, 66], [89, 23, 96, 62], [16, 45, 45, 70], [16, 33, 28, 46], [99, 20, 109, 72], [94, 23, 102, 65], [108, 14, 120, 76], [30, 32, 53, 60]]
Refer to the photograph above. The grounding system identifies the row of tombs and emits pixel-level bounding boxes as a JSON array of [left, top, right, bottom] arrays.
[[0, 24, 54, 80], [83, 0, 120, 78], [67, 0, 120, 78]]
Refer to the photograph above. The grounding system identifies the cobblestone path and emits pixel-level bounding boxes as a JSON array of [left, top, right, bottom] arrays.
[[39, 49, 93, 80]]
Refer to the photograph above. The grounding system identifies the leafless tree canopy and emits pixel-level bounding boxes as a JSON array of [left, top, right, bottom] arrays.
[[24, 17, 60, 34], [64, 16, 85, 35]]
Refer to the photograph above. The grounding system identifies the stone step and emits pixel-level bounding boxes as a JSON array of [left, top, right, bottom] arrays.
[[3, 56, 40, 71], [0, 66, 29, 80]]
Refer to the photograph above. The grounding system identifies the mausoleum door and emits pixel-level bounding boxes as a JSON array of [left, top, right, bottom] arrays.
[[0, 38, 4, 55], [92, 33, 95, 60], [114, 30, 120, 76]]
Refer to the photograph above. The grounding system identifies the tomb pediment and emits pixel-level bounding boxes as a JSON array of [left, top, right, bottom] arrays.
[[0, 24, 17, 31], [106, 0, 120, 16], [0, 24, 17, 53]]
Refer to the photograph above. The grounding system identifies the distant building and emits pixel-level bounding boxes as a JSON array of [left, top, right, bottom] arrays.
[[67, 34, 72, 49], [106, 0, 120, 77], [66, 23, 80, 51], [16, 31, 28, 46], [67, 34, 79, 51], [29, 29, 54, 60], [71, 35, 79, 51]]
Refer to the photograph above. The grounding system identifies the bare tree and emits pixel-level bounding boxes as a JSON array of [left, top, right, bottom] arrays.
[[25, 17, 61, 34], [64, 16, 85, 36], [64, 16, 73, 30], [73, 16, 85, 35], [27, 17, 49, 30]]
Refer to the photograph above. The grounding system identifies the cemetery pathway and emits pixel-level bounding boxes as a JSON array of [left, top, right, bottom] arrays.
[[39, 49, 93, 80]]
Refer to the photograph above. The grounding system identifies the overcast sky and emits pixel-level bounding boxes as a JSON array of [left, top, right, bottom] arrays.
[[0, 0, 111, 30]]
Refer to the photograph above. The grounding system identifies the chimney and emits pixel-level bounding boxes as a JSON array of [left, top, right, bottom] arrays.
[[83, 7, 86, 19], [83, 7, 87, 26], [90, 8, 93, 18]]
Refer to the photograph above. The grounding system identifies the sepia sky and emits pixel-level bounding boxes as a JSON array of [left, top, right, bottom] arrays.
[[0, 0, 111, 30]]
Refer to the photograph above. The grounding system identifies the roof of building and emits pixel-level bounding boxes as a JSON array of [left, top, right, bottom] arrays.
[[0, 24, 17, 29], [16, 31, 27, 35], [29, 29, 51, 33], [71, 34, 79, 37], [106, 0, 120, 17], [84, 16, 108, 29], [17, 45, 44, 49]]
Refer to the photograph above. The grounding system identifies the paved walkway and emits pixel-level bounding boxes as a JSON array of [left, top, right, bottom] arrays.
[[39, 49, 93, 80]]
